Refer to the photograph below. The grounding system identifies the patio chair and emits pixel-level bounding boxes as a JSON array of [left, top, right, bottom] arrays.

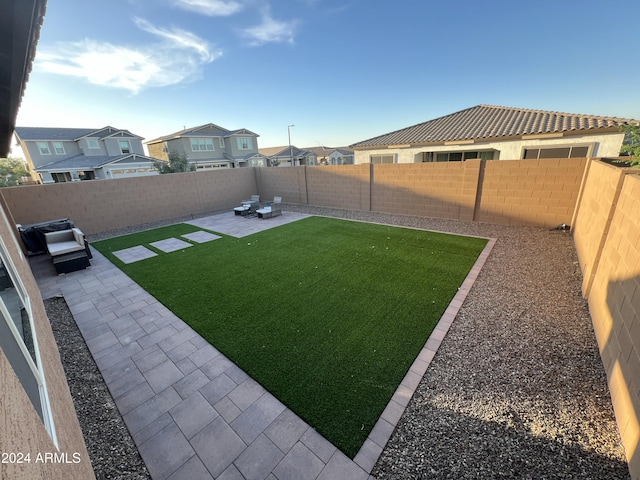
[[257, 196, 282, 219], [233, 195, 260, 216]]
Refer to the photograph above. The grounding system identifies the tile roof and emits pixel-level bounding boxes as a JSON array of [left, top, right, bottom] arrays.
[[350, 105, 639, 148]]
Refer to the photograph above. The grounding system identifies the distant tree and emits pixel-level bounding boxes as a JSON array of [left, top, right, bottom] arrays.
[[0, 157, 29, 187], [620, 124, 640, 167], [154, 151, 195, 173], [270, 158, 281, 167]]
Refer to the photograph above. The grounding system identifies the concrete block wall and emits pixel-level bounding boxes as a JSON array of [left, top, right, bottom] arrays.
[[573, 163, 640, 479], [305, 164, 371, 211], [572, 160, 628, 296], [371, 161, 480, 220], [4, 169, 257, 235], [3, 159, 586, 234], [255, 167, 307, 205], [477, 158, 587, 226], [0, 205, 96, 479]]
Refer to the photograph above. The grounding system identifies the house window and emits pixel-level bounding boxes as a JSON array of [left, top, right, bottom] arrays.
[[191, 138, 214, 151], [51, 172, 72, 183], [370, 154, 395, 164], [78, 171, 95, 180], [249, 159, 265, 167], [87, 139, 100, 149], [52, 142, 65, 155], [0, 242, 56, 443], [523, 146, 589, 159], [196, 162, 229, 169], [219, 138, 225, 148], [237, 137, 253, 150], [433, 151, 495, 162], [37, 142, 51, 155], [119, 140, 131, 154]]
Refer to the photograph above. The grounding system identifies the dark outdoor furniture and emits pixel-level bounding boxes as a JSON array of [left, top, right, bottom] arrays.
[[234, 195, 260, 216], [257, 197, 282, 219], [17, 218, 75, 255], [52, 251, 91, 275]]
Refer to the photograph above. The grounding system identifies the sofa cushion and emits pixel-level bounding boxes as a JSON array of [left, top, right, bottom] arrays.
[[45, 228, 86, 256], [47, 240, 85, 256], [72, 228, 84, 245]]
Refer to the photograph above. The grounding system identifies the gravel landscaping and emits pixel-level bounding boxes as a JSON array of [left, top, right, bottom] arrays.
[[47, 297, 151, 480], [56, 205, 628, 479]]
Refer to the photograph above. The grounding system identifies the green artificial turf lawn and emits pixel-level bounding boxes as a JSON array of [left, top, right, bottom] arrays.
[[93, 216, 487, 458]]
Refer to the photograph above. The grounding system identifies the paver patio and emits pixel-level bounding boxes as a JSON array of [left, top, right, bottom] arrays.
[[29, 212, 494, 480]]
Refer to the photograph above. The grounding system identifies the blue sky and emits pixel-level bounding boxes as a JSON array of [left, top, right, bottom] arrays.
[[14, 0, 640, 152]]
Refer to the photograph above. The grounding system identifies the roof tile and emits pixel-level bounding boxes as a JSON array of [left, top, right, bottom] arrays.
[[350, 105, 638, 148]]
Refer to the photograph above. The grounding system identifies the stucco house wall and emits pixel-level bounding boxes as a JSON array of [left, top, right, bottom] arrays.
[[0, 197, 95, 479], [354, 132, 625, 164]]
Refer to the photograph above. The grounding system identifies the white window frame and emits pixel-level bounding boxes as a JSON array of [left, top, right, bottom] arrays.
[[0, 237, 57, 446], [119, 140, 131, 154], [37, 142, 51, 155], [219, 138, 225, 148], [191, 138, 214, 152], [87, 139, 100, 149], [52, 142, 65, 155], [522, 144, 591, 160], [370, 154, 395, 164], [237, 137, 253, 150]]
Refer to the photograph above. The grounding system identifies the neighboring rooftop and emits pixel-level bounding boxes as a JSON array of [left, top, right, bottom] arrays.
[[259, 146, 353, 157], [350, 104, 639, 148], [35, 153, 156, 171], [145, 124, 259, 145], [15, 126, 140, 141]]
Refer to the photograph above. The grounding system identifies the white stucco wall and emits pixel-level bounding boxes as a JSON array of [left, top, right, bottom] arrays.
[[354, 132, 625, 164]]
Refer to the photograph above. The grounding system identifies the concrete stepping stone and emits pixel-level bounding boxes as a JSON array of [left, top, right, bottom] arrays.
[[150, 238, 192, 253], [112, 245, 158, 264], [181, 231, 221, 243]]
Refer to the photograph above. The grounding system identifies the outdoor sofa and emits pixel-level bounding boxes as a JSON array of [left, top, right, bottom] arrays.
[[257, 197, 282, 219], [44, 228, 92, 274]]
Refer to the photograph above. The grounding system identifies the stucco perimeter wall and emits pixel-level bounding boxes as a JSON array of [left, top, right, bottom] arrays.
[[476, 157, 587, 226], [0, 204, 95, 479], [3, 168, 257, 235], [573, 162, 640, 478]]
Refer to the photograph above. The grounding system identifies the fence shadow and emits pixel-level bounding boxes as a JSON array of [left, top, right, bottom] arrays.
[[373, 403, 630, 479]]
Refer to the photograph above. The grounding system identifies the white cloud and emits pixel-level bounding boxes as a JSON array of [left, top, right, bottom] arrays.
[[35, 18, 221, 94], [172, 0, 244, 16], [239, 7, 299, 46]]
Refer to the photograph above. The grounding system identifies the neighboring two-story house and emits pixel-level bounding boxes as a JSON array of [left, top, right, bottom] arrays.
[[14, 126, 159, 183], [146, 124, 267, 170]]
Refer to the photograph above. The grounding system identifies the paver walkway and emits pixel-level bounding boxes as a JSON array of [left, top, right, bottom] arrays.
[[30, 212, 494, 480]]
